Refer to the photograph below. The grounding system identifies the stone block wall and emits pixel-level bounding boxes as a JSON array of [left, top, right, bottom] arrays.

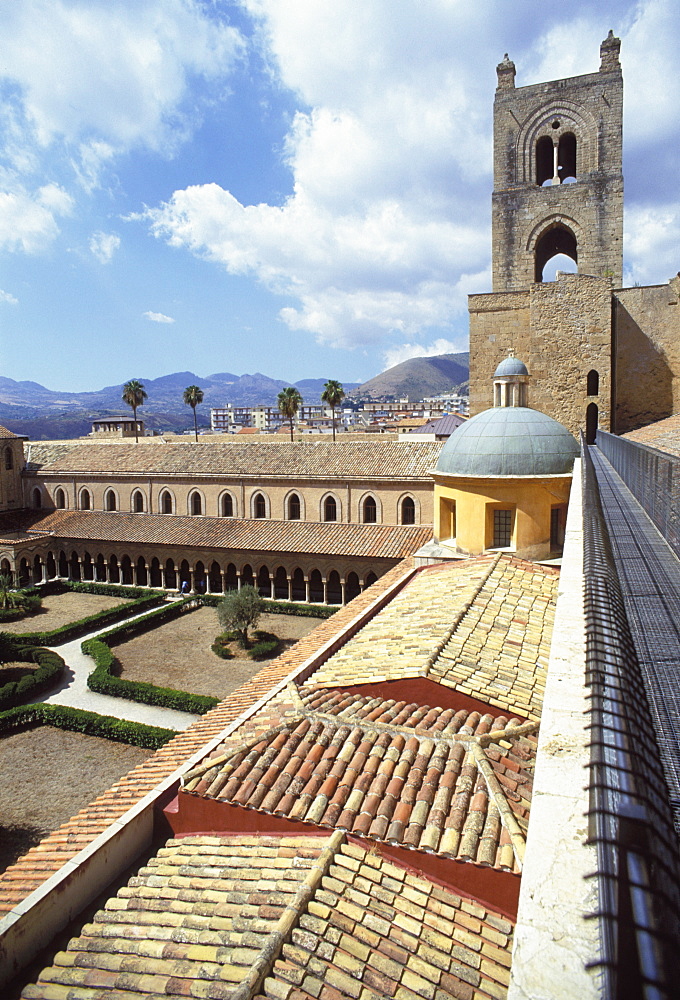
[[470, 273, 612, 438], [614, 276, 680, 432]]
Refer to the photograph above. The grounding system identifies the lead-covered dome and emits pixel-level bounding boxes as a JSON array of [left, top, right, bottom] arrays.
[[494, 356, 528, 378], [435, 407, 579, 477]]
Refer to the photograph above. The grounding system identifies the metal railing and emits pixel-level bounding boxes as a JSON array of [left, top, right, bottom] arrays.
[[582, 438, 680, 999], [597, 430, 680, 559]]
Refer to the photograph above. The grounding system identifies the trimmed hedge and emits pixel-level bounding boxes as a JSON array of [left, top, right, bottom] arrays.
[[0, 645, 66, 710], [11, 592, 165, 646], [248, 631, 280, 661], [93, 598, 197, 646], [0, 703, 174, 749], [200, 594, 337, 618], [37, 580, 154, 600], [0, 608, 25, 623], [84, 634, 218, 715]]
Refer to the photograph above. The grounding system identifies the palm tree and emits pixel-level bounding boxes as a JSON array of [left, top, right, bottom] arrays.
[[277, 387, 303, 442], [183, 385, 204, 442], [321, 379, 345, 442], [121, 380, 147, 443]]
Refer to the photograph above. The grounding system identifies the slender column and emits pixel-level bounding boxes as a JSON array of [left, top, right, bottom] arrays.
[[552, 142, 560, 185], [322, 579, 328, 605], [287, 576, 293, 602], [237, 573, 242, 591], [305, 577, 310, 603], [341, 581, 347, 605], [220, 572, 226, 594], [268, 575, 274, 600]]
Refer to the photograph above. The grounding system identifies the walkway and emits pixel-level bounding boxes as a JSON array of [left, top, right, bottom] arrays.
[[590, 446, 680, 823], [32, 607, 200, 731]]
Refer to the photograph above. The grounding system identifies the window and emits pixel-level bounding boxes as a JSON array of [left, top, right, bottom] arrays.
[[33, 488, 42, 508], [534, 224, 577, 283], [253, 493, 266, 518], [586, 402, 599, 445], [587, 370, 599, 396], [190, 491, 202, 515], [221, 493, 233, 517], [493, 509, 513, 548], [323, 495, 337, 522], [105, 490, 117, 512], [80, 489, 91, 511], [363, 495, 377, 523], [536, 136, 553, 186], [4, 447, 13, 470], [558, 133, 577, 182], [132, 490, 144, 512], [287, 493, 301, 520], [55, 488, 66, 509], [160, 490, 173, 514], [401, 496, 416, 525]]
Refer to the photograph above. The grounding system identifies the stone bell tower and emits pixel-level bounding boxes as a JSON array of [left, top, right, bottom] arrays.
[[491, 31, 623, 291], [469, 33, 624, 439]]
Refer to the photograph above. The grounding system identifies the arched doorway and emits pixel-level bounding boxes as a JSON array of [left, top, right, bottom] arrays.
[[121, 555, 133, 586], [70, 551, 81, 581], [241, 564, 254, 588], [135, 558, 148, 587], [346, 572, 361, 602], [274, 566, 288, 600], [291, 568, 306, 602], [225, 563, 238, 591], [108, 554, 120, 584], [327, 570, 342, 604], [257, 565, 271, 598], [194, 560, 206, 594], [309, 569, 324, 603], [150, 557, 162, 588], [95, 553, 107, 582], [46, 552, 57, 579], [209, 561, 222, 593], [164, 559, 177, 590], [586, 402, 598, 445], [534, 224, 577, 282]]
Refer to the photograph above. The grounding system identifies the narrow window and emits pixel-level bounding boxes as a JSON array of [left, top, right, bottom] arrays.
[[4, 447, 13, 470], [55, 488, 66, 509], [161, 490, 172, 514], [132, 490, 144, 512], [190, 491, 202, 515], [558, 133, 577, 182], [323, 496, 337, 522], [254, 493, 266, 518], [80, 489, 91, 511], [221, 493, 233, 517], [536, 136, 553, 186], [288, 493, 301, 520], [493, 509, 513, 548], [587, 370, 599, 396], [33, 488, 42, 508], [401, 496, 416, 525], [363, 496, 377, 523], [105, 490, 117, 512], [586, 402, 599, 445]]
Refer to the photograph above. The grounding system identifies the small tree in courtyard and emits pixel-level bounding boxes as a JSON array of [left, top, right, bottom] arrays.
[[217, 585, 264, 648]]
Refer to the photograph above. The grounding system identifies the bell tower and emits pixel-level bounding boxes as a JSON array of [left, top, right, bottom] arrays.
[[491, 31, 623, 291]]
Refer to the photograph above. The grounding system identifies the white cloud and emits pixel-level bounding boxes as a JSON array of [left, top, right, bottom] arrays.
[[623, 202, 680, 285], [144, 310, 175, 324], [0, 1, 244, 250], [0, 289, 19, 305], [383, 339, 468, 371], [89, 230, 120, 264], [0, 183, 73, 253]]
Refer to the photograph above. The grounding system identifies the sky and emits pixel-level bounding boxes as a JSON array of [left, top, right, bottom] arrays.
[[1, 0, 679, 393]]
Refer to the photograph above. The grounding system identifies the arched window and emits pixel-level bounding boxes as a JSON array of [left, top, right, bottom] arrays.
[[55, 488, 66, 509], [558, 133, 577, 182], [587, 370, 599, 396], [291, 567, 305, 601], [365, 571, 378, 589], [221, 492, 234, 517], [362, 495, 377, 523], [32, 488, 42, 509], [105, 489, 117, 512], [4, 447, 13, 471], [95, 554, 106, 582], [346, 572, 361, 602], [257, 564, 271, 597], [327, 570, 342, 605], [79, 488, 92, 511], [535, 224, 577, 282], [241, 564, 254, 587], [209, 561, 222, 593], [274, 566, 288, 600], [287, 493, 301, 520], [131, 490, 144, 512], [536, 136, 553, 186], [586, 402, 598, 445], [164, 559, 176, 590], [150, 557, 162, 588], [160, 490, 173, 514], [323, 495, 337, 522], [309, 569, 324, 603], [253, 492, 267, 518], [401, 496, 416, 525], [108, 554, 119, 583], [190, 491, 202, 516]]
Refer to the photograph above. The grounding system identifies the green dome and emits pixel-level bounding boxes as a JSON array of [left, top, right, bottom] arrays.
[[436, 407, 579, 477]]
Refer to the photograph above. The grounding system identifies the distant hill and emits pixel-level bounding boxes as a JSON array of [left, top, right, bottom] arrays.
[[0, 371, 361, 439], [352, 353, 469, 401]]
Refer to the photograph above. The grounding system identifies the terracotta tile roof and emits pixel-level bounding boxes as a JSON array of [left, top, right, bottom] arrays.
[[21, 833, 514, 1000], [308, 555, 558, 720], [0, 565, 409, 917], [623, 413, 680, 458], [182, 688, 535, 870], [0, 509, 433, 560], [25, 440, 443, 478], [0, 425, 21, 439], [261, 839, 514, 1000]]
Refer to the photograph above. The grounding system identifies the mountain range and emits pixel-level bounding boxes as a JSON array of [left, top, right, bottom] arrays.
[[0, 353, 469, 439]]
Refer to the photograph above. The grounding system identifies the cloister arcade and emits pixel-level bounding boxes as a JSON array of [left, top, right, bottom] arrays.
[[3, 546, 382, 606]]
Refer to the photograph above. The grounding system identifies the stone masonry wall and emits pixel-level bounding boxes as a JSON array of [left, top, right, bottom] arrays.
[[614, 276, 680, 433], [470, 273, 612, 438]]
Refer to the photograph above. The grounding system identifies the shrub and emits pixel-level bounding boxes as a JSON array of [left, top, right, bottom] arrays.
[[216, 586, 263, 647], [0, 703, 174, 749], [211, 636, 234, 660], [201, 593, 337, 618], [248, 630, 280, 661], [11, 592, 164, 645], [0, 642, 66, 710], [84, 636, 219, 715]]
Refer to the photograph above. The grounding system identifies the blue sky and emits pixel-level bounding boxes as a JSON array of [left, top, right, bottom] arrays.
[[1, 0, 678, 392]]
